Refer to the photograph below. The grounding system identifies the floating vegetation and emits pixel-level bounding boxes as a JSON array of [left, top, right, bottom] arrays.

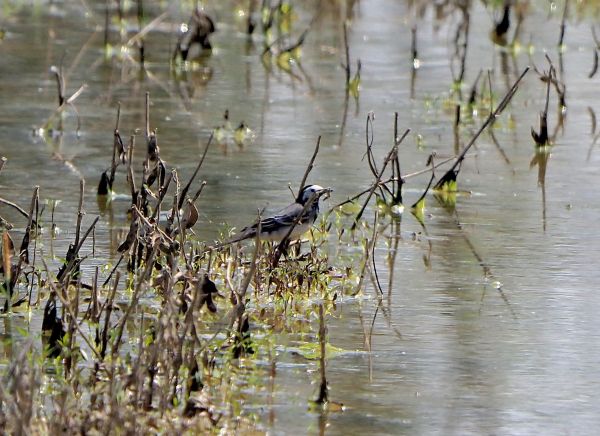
[[1, 93, 404, 432], [213, 110, 256, 149]]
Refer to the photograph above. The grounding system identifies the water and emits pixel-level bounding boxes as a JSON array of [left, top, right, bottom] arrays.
[[1, 0, 600, 434]]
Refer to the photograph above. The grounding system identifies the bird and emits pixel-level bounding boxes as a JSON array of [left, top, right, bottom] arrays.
[[219, 184, 332, 246]]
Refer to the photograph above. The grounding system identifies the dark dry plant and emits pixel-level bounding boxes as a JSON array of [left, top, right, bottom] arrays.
[[0, 94, 374, 434]]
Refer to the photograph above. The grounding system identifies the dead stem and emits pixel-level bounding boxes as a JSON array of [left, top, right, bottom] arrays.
[[126, 10, 170, 49], [58, 216, 100, 286], [298, 136, 321, 197], [100, 272, 120, 358], [26, 188, 40, 307], [178, 133, 213, 210], [590, 26, 600, 78], [434, 67, 529, 189], [370, 212, 383, 296], [351, 129, 410, 230], [0, 197, 38, 224]]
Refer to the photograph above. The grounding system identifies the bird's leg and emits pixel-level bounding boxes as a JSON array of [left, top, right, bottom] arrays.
[[264, 240, 277, 260], [280, 240, 291, 261], [289, 239, 302, 259], [269, 239, 290, 268]]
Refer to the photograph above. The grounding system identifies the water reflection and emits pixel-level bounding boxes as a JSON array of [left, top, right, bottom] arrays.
[[530, 146, 551, 232]]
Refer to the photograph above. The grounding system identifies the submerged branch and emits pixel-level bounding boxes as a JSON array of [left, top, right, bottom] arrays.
[[434, 67, 529, 189]]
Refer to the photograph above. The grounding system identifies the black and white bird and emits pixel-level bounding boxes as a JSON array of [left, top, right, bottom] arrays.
[[221, 184, 332, 246]]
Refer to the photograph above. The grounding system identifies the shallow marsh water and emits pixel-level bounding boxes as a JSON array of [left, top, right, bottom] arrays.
[[1, 0, 600, 434]]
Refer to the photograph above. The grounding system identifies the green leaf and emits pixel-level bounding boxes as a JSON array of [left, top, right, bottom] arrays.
[[339, 201, 361, 215], [276, 52, 292, 71], [293, 342, 348, 360], [411, 198, 425, 223], [349, 76, 360, 98]]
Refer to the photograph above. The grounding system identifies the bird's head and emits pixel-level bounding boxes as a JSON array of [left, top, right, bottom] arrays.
[[298, 185, 333, 206]]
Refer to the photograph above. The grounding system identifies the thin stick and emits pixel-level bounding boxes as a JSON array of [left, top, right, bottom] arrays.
[[351, 130, 410, 230], [66, 84, 87, 104], [127, 135, 137, 204], [126, 10, 169, 48], [173, 174, 189, 264], [237, 218, 261, 301], [0, 197, 32, 221], [558, 0, 568, 47], [102, 253, 124, 287], [435, 67, 529, 189], [364, 113, 379, 178], [39, 83, 88, 131], [343, 21, 351, 87], [74, 179, 85, 249], [115, 101, 121, 131], [145, 92, 150, 140], [297, 136, 321, 197], [328, 156, 456, 212], [27, 189, 40, 307], [544, 65, 552, 116], [370, 212, 383, 295], [178, 133, 213, 210], [150, 173, 174, 221], [402, 156, 457, 179], [100, 272, 120, 358], [108, 103, 122, 189], [59, 216, 100, 285]]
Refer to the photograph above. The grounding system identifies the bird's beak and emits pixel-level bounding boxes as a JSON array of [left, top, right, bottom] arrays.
[[318, 187, 333, 199]]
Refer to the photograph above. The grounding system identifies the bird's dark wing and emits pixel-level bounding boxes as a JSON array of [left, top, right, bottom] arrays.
[[215, 202, 309, 247], [262, 203, 306, 229], [238, 203, 306, 237]]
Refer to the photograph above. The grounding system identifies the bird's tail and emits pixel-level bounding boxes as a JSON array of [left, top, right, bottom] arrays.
[[208, 227, 256, 251]]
